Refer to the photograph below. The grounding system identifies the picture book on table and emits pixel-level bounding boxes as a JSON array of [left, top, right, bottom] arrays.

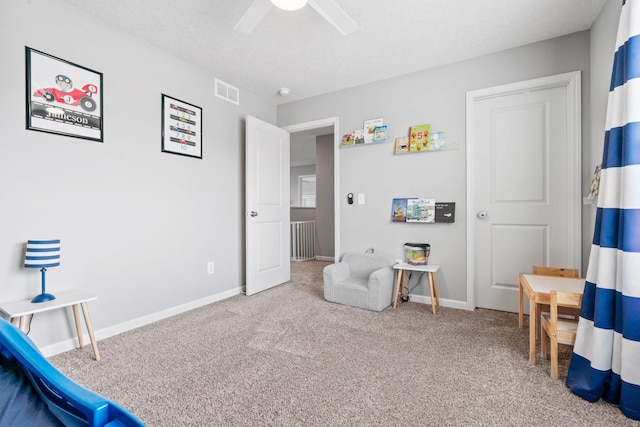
[[406, 198, 436, 223], [391, 198, 408, 222], [409, 124, 431, 152], [363, 118, 384, 144]]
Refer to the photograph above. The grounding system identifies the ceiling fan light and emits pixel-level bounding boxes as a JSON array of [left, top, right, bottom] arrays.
[[271, 0, 308, 11]]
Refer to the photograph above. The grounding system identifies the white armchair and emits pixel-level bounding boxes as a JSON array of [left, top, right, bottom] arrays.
[[323, 251, 396, 311]]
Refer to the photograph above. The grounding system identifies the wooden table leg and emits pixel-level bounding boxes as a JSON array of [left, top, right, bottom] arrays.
[[80, 302, 101, 361], [393, 269, 403, 308], [519, 278, 524, 328], [529, 296, 538, 365], [428, 271, 439, 315], [72, 304, 84, 348]]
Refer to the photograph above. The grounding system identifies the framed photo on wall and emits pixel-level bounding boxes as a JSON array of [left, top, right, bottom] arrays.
[[25, 47, 103, 142], [161, 94, 202, 159]]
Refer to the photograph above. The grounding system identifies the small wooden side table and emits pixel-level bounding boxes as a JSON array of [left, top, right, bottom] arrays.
[[0, 290, 101, 361], [393, 263, 441, 314]]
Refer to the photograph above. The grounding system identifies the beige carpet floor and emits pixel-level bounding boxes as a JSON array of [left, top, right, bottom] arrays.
[[50, 260, 639, 426]]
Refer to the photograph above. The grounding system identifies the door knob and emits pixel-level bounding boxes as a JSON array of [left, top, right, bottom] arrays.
[[477, 210, 488, 220], [250, 211, 258, 217]]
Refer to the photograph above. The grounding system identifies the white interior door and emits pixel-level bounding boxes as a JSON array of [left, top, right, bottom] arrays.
[[245, 115, 290, 295], [466, 72, 581, 312]]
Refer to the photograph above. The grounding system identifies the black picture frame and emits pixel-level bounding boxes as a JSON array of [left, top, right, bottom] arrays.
[[161, 94, 202, 159], [25, 47, 103, 142]]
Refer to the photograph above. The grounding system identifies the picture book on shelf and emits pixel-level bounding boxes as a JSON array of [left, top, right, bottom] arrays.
[[406, 198, 436, 223], [363, 118, 383, 144], [430, 131, 445, 150], [391, 198, 408, 222], [395, 136, 409, 154], [354, 129, 365, 144], [435, 202, 456, 223], [341, 133, 354, 147], [409, 124, 431, 152], [373, 125, 388, 143]]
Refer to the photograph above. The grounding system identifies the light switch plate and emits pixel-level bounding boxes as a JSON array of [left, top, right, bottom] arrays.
[[357, 193, 365, 205]]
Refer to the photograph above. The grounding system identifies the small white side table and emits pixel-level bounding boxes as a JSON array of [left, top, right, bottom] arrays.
[[0, 290, 100, 361], [393, 263, 441, 314]]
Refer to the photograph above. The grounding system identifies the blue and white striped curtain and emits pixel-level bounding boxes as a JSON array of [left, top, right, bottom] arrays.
[[566, 0, 640, 420]]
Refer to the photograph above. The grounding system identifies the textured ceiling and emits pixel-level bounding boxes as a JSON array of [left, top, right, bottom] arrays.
[[60, 0, 606, 105]]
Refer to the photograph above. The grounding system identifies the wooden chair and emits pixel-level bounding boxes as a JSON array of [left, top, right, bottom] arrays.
[[532, 265, 579, 278], [532, 265, 580, 319], [540, 290, 582, 379]]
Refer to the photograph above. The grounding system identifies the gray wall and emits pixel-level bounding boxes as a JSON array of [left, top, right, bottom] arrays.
[[584, 0, 620, 265], [290, 164, 316, 206], [0, 0, 275, 351], [278, 31, 596, 304], [315, 134, 335, 258], [291, 208, 316, 222]]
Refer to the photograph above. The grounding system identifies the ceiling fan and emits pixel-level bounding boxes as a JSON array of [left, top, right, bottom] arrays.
[[235, 0, 359, 35]]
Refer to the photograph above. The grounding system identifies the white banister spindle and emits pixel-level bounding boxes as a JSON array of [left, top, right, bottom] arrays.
[[290, 221, 316, 261]]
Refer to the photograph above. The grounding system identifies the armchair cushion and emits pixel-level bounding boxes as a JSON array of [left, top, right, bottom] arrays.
[[323, 251, 396, 311]]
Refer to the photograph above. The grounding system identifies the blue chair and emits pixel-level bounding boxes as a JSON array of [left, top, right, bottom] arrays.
[[0, 318, 144, 426]]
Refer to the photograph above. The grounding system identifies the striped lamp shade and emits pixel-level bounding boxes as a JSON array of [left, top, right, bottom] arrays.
[[24, 239, 61, 269]]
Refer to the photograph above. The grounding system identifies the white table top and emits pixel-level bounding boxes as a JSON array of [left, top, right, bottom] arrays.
[[393, 262, 440, 273], [0, 290, 96, 318], [521, 274, 585, 294]]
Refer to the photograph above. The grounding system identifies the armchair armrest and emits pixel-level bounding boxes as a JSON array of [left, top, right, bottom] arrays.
[[323, 262, 350, 284], [368, 266, 395, 311], [323, 262, 351, 301]]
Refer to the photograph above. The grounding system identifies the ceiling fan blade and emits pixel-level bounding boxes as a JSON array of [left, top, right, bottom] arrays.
[[234, 0, 273, 34], [308, 0, 358, 35]]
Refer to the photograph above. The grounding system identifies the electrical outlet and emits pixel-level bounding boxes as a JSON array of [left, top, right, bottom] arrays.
[[207, 261, 215, 274], [357, 193, 365, 205]]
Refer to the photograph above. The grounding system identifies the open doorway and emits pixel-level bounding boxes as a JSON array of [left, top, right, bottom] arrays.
[[285, 118, 339, 263]]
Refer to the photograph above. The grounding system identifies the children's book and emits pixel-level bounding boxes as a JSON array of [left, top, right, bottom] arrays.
[[435, 202, 455, 223], [363, 118, 383, 143], [394, 136, 409, 154], [406, 198, 436, 223], [341, 133, 354, 147], [409, 124, 431, 152], [430, 131, 445, 150], [391, 198, 408, 222], [354, 129, 365, 144], [373, 125, 387, 143]]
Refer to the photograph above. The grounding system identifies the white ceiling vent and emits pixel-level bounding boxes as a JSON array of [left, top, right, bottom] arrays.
[[215, 78, 240, 105]]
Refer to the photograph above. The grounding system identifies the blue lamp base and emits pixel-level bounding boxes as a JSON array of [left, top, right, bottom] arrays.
[[32, 293, 56, 303]]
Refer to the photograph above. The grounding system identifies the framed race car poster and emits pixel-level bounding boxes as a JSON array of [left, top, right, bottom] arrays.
[[25, 47, 103, 142], [161, 94, 202, 159]]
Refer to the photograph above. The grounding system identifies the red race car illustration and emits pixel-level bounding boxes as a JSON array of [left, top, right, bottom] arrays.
[[33, 74, 99, 113]]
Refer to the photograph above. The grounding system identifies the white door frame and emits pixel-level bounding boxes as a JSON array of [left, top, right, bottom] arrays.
[[283, 116, 340, 261], [465, 71, 582, 310]]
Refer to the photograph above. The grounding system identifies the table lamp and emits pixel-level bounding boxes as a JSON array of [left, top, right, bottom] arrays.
[[24, 239, 60, 303]]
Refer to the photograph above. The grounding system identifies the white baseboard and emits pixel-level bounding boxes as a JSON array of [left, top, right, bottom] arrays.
[[314, 256, 334, 262], [409, 294, 471, 311], [40, 286, 244, 357]]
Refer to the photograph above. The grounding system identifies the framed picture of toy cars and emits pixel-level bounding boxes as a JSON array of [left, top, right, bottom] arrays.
[[161, 94, 202, 159], [25, 47, 103, 142]]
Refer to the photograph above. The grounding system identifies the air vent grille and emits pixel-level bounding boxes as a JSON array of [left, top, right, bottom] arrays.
[[215, 78, 240, 105]]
